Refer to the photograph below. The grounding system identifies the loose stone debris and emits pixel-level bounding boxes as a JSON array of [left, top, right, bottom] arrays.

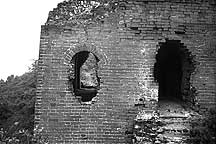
[[129, 100, 204, 144]]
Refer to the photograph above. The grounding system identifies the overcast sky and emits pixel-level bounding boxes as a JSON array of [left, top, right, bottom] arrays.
[[0, 0, 63, 80]]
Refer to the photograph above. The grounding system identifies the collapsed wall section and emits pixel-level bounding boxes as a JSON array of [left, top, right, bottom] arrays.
[[35, 0, 216, 143]]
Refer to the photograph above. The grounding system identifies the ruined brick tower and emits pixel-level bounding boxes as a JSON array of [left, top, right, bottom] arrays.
[[35, 0, 216, 143]]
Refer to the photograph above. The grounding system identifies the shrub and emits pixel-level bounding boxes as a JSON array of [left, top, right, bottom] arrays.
[[188, 108, 216, 144]]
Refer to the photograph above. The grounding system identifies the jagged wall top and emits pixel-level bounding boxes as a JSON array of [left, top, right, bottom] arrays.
[[45, 0, 215, 26], [46, 0, 119, 26]]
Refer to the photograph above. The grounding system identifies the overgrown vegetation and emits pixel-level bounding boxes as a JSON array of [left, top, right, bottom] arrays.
[[0, 61, 38, 143], [187, 108, 216, 144], [46, 0, 121, 26]]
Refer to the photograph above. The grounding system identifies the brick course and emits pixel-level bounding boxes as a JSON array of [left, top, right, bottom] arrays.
[[36, 0, 216, 143]]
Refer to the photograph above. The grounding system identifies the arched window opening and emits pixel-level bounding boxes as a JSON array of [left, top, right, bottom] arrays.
[[70, 51, 100, 102]]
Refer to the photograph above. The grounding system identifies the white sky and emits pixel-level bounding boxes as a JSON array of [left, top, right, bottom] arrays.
[[0, 0, 63, 81]]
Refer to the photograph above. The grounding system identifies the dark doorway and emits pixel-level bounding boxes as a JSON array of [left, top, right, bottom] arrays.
[[154, 40, 183, 101]]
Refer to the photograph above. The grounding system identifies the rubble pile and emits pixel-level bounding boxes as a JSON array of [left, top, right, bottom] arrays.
[[130, 100, 202, 144], [132, 117, 164, 143]]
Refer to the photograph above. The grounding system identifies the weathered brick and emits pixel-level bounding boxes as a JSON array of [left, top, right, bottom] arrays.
[[35, 0, 216, 143]]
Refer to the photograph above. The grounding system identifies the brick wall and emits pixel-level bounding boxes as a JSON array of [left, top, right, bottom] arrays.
[[36, 0, 216, 143]]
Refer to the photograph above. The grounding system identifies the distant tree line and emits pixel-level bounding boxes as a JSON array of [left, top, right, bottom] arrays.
[[0, 61, 37, 143]]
